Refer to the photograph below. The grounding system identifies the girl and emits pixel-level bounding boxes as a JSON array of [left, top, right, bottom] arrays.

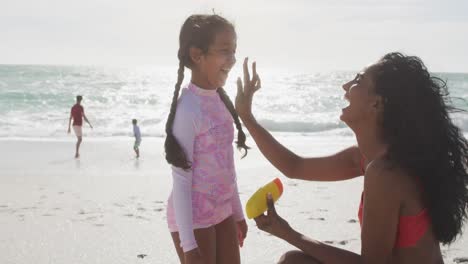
[[236, 53, 468, 263], [164, 14, 249, 264]]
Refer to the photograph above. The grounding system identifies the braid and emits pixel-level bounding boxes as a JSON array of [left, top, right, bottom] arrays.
[[164, 59, 191, 169], [217, 87, 250, 158]]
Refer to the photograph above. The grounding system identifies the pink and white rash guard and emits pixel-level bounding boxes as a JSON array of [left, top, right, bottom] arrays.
[[166, 82, 244, 252]]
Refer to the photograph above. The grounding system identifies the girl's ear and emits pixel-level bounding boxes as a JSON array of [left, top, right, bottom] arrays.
[[189, 47, 203, 65]]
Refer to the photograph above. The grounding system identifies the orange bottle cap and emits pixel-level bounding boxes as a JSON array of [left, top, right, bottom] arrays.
[[273, 178, 283, 195]]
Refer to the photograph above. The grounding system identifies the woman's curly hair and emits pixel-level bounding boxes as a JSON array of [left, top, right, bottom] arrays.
[[374, 52, 468, 244]]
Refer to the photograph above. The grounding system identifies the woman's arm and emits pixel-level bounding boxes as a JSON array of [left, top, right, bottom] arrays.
[[236, 58, 362, 181], [255, 158, 401, 263], [360, 160, 400, 262], [286, 161, 400, 264], [243, 115, 362, 181], [256, 184, 399, 264], [255, 194, 362, 264], [282, 228, 362, 263]]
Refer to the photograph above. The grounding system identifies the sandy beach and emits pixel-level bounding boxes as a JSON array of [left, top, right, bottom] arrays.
[[1, 135, 467, 264]]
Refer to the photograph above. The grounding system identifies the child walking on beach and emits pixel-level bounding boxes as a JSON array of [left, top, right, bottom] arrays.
[[164, 14, 249, 264], [132, 119, 141, 158]]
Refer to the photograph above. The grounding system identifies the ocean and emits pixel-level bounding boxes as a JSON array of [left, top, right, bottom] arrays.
[[0, 64, 467, 138]]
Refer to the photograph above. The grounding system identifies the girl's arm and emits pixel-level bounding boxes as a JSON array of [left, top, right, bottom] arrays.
[[231, 183, 244, 222], [231, 182, 247, 246], [172, 103, 198, 253]]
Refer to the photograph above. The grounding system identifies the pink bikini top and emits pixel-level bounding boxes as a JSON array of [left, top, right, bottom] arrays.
[[359, 157, 430, 248]]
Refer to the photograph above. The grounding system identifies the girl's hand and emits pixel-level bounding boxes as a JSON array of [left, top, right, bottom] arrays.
[[185, 248, 204, 264], [235, 57, 261, 121], [236, 219, 248, 247], [254, 193, 291, 239]]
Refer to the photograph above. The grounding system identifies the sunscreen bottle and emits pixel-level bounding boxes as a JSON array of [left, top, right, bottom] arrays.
[[245, 178, 283, 219]]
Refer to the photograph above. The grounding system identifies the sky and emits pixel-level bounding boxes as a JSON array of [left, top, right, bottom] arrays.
[[1, 0, 468, 72]]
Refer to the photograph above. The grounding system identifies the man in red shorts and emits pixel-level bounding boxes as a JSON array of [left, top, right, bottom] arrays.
[[67, 95, 93, 158]]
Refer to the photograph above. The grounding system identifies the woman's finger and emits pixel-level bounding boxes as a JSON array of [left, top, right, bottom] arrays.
[[243, 57, 250, 87], [236, 77, 243, 96], [266, 193, 277, 216], [254, 214, 268, 228], [254, 214, 264, 225], [252, 61, 257, 81], [255, 75, 262, 92]]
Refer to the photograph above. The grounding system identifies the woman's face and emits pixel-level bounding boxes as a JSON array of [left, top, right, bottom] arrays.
[[340, 64, 383, 128]]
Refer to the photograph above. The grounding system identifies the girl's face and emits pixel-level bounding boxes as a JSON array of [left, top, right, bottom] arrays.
[[340, 64, 383, 127], [191, 28, 237, 90]]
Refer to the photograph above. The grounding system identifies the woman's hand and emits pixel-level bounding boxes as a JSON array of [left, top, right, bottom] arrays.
[[236, 219, 248, 247], [235, 57, 261, 121], [254, 193, 291, 239], [184, 248, 204, 264]]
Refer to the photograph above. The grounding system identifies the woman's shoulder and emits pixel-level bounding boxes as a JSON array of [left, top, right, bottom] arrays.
[[365, 158, 409, 194], [366, 158, 427, 214]]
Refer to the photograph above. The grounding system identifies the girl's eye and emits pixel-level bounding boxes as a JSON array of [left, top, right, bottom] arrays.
[[208, 48, 235, 57]]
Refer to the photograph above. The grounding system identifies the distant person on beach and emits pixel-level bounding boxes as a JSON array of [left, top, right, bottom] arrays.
[[164, 14, 249, 264], [236, 53, 468, 263], [132, 119, 141, 158], [67, 95, 93, 158]]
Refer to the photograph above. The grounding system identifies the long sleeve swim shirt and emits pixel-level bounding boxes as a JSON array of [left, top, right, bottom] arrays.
[[166, 83, 244, 252]]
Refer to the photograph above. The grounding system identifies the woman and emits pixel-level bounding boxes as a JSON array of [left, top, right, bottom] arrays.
[[235, 53, 468, 263]]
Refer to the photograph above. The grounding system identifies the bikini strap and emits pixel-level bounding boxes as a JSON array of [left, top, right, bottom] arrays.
[[360, 155, 366, 175]]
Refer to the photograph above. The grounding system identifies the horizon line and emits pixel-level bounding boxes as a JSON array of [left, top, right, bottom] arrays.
[[1, 63, 467, 75]]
